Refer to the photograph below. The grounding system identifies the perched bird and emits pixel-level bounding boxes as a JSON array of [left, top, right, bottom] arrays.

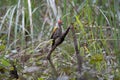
[[47, 24, 71, 76], [51, 19, 63, 47]]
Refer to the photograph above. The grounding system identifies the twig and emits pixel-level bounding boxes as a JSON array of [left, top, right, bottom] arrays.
[[71, 24, 82, 74]]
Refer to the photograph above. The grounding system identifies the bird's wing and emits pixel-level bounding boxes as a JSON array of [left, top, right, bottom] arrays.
[[51, 26, 58, 39], [53, 26, 58, 33]]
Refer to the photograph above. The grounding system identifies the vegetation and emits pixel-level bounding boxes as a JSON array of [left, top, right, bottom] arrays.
[[0, 0, 120, 80]]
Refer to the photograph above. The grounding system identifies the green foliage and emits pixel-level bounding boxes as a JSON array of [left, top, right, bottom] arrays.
[[37, 78, 44, 80], [0, 44, 5, 51], [0, 0, 119, 79], [0, 59, 10, 67], [90, 54, 104, 64], [0, 58, 10, 79]]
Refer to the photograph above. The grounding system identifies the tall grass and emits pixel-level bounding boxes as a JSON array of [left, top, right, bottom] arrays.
[[0, 0, 120, 79]]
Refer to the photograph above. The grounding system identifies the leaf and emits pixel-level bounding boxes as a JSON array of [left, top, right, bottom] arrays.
[[90, 54, 104, 64], [0, 44, 6, 51], [1, 59, 10, 66], [75, 16, 86, 34], [38, 78, 44, 80]]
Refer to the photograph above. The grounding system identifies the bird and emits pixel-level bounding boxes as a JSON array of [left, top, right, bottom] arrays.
[[51, 19, 63, 47], [47, 23, 71, 76]]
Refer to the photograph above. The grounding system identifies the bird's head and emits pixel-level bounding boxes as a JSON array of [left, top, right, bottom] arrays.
[[58, 19, 63, 26]]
